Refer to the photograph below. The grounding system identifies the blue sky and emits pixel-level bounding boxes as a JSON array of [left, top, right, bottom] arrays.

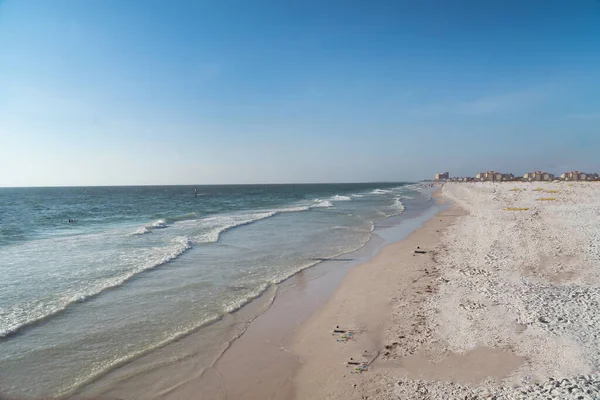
[[1, 0, 599, 186]]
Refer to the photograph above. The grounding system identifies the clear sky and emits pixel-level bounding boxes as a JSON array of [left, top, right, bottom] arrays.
[[1, 0, 599, 186]]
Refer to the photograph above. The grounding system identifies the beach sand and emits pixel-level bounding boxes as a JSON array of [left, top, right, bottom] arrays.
[[73, 191, 480, 400], [77, 182, 600, 399], [292, 182, 600, 399], [291, 197, 476, 400], [72, 190, 440, 400]]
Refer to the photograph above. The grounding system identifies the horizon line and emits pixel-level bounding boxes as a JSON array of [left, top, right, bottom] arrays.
[[0, 181, 414, 189]]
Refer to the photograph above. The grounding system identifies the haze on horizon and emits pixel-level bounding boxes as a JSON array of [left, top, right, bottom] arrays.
[[1, 0, 599, 187]]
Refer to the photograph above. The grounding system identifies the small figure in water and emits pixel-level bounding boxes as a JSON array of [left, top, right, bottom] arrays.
[[68, 219, 73, 223], [194, 187, 198, 198]]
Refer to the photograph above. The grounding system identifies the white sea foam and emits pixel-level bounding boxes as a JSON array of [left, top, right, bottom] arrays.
[[330, 195, 352, 201], [279, 234, 375, 284], [277, 205, 311, 213], [371, 189, 391, 195], [132, 227, 152, 235], [192, 213, 276, 244], [136, 215, 195, 234], [151, 219, 168, 229], [222, 282, 271, 313], [152, 204, 315, 246], [1, 194, 347, 339], [402, 183, 422, 191], [1, 183, 434, 398], [311, 199, 333, 208], [0, 235, 193, 339], [393, 197, 406, 212]]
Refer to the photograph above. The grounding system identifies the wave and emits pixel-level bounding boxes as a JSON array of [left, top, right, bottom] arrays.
[[223, 282, 271, 313], [331, 225, 349, 230], [151, 219, 168, 229], [278, 205, 311, 213], [137, 213, 201, 233], [311, 199, 333, 208], [0, 236, 192, 339], [371, 189, 392, 195], [269, 232, 375, 285], [394, 197, 406, 212], [135, 197, 338, 240], [130, 220, 168, 235], [56, 282, 281, 398], [51, 205, 384, 396], [166, 212, 199, 223], [351, 194, 364, 198], [330, 195, 351, 201], [192, 212, 276, 244], [132, 227, 152, 235], [3, 195, 354, 338], [157, 213, 201, 226], [330, 225, 374, 233], [192, 204, 314, 244], [402, 183, 423, 191], [54, 225, 379, 397], [133, 203, 318, 245], [54, 312, 224, 398]]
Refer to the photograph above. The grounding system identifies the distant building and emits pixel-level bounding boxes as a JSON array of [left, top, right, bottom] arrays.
[[502, 173, 515, 181], [561, 171, 587, 181], [524, 171, 554, 182], [476, 171, 504, 181], [434, 172, 450, 181], [587, 173, 600, 181]]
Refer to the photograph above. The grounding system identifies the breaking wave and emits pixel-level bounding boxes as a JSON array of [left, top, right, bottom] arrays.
[[312, 199, 334, 208], [371, 189, 392, 195], [0, 236, 192, 339], [152, 219, 168, 229], [330, 195, 351, 201]]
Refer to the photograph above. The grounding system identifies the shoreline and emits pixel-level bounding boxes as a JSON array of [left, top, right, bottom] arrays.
[[73, 188, 440, 399], [291, 194, 468, 399], [181, 192, 447, 400], [289, 181, 600, 400]]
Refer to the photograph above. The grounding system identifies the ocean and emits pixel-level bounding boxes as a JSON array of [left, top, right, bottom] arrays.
[[0, 183, 428, 397]]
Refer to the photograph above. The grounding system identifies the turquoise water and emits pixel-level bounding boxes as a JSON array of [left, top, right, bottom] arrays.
[[0, 183, 423, 397]]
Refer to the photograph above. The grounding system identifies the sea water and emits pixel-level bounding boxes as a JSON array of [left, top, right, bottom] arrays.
[[0, 183, 427, 397]]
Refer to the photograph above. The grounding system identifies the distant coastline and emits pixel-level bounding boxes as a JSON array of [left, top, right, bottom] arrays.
[[433, 169, 598, 182]]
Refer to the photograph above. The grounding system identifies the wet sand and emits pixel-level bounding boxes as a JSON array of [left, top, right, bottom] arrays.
[[290, 201, 475, 400], [162, 183, 600, 400], [74, 191, 446, 400], [151, 198, 446, 400]]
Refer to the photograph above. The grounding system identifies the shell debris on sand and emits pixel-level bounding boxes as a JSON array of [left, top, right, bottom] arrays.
[[375, 182, 600, 400], [392, 374, 600, 399]]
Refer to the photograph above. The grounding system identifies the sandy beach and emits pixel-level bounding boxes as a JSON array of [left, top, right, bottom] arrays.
[[292, 182, 600, 399], [5, 2, 600, 398], [72, 182, 600, 400], [291, 193, 469, 400], [70, 187, 441, 400]]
